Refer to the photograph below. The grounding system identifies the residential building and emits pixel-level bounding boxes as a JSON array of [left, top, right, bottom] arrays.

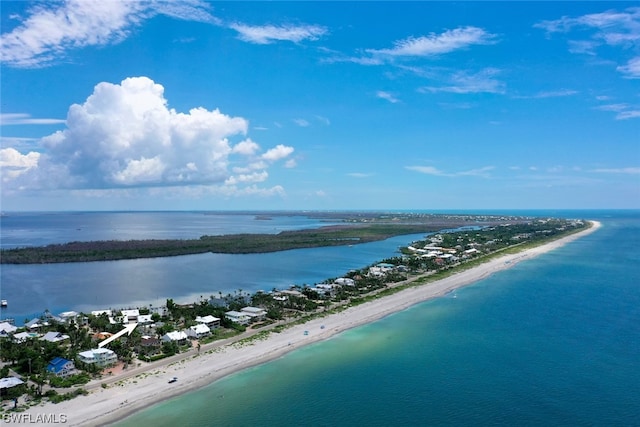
[[24, 318, 46, 330], [120, 309, 140, 323], [0, 377, 24, 395], [334, 277, 356, 287], [225, 311, 250, 325], [186, 324, 210, 339], [241, 307, 267, 321], [137, 314, 153, 324], [47, 357, 77, 378], [40, 331, 70, 343], [78, 348, 117, 368], [12, 332, 37, 343], [161, 331, 188, 344], [59, 311, 79, 323], [0, 322, 17, 337], [195, 315, 221, 329]]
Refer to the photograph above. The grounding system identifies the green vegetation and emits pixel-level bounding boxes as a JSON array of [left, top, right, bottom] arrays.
[[0, 224, 449, 264], [1, 212, 527, 264]]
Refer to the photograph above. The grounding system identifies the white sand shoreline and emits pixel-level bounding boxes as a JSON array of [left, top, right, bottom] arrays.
[[18, 221, 601, 426]]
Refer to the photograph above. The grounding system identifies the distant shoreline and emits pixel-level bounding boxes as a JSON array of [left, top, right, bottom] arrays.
[[0, 213, 517, 264], [19, 221, 601, 426]]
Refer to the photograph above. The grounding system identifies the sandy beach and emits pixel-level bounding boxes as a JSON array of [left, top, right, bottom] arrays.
[[17, 221, 600, 426]]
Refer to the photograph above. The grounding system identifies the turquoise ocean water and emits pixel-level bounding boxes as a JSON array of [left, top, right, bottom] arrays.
[[115, 211, 640, 426]]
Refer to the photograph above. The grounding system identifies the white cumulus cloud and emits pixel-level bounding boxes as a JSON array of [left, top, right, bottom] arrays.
[[0, 147, 41, 181], [2, 77, 295, 193], [262, 144, 295, 162]]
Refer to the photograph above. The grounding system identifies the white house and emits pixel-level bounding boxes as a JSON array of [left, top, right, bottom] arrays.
[[137, 314, 153, 324], [24, 319, 44, 330], [186, 324, 210, 339], [120, 309, 140, 324], [0, 377, 24, 391], [225, 311, 250, 325], [334, 277, 356, 287], [13, 332, 36, 343], [161, 331, 188, 343], [241, 307, 267, 321], [0, 322, 17, 337], [40, 331, 70, 343], [368, 264, 394, 277], [59, 311, 79, 323], [195, 315, 221, 329], [78, 348, 117, 368]]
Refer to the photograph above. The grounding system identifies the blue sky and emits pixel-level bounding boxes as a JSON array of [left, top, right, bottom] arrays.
[[1, 1, 638, 211]]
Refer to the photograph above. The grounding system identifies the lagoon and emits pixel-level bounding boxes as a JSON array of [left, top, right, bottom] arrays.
[[0, 211, 425, 323]]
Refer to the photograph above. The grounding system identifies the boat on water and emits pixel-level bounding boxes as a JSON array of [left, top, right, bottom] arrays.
[[1, 300, 7, 307]]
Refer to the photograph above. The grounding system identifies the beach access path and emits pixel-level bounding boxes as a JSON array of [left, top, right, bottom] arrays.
[[16, 221, 601, 426]]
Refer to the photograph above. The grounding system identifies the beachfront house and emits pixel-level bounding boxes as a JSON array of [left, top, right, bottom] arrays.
[[78, 348, 117, 368], [241, 307, 267, 321], [161, 330, 188, 344], [186, 324, 210, 339], [225, 311, 250, 325], [47, 357, 78, 378], [0, 377, 25, 397], [137, 335, 162, 357], [195, 315, 221, 329]]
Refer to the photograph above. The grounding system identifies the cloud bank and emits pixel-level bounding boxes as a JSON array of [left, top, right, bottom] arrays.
[[1, 77, 294, 194]]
